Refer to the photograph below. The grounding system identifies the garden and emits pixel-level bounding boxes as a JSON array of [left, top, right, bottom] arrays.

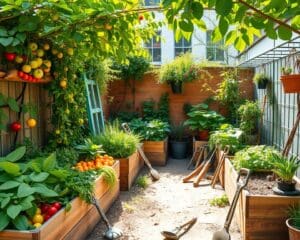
[[0, 1, 300, 240]]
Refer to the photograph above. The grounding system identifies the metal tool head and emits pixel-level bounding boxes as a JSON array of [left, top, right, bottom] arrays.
[[104, 227, 123, 240], [161, 230, 179, 240], [212, 228, 230, 240]]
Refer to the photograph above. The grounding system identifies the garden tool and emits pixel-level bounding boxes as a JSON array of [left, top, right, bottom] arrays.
[[212, 168, 251, 240], [92, 195, 123, 240], [211, 147, 229, 189], [121, 122, 160, 180], [161, 217, 197, 240], [187, 145, 206, 170]]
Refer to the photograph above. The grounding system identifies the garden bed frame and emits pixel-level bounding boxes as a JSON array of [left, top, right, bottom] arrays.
[[224, 157, 300, 240], [119, 148, 144, 191], [143, 138, 168, 166], [0, 161, 120, 240]]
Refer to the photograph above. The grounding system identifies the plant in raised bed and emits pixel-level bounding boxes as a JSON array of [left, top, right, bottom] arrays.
[[286, 204, 300, 239], [237, 100, 262, 144], [209, 124, 244, 155], [253, 72, 270, 89], [158, 52, 199, 94], [184, 103, 225, 141], [233, 145, 280, 171], [271, 154, 300, 195]]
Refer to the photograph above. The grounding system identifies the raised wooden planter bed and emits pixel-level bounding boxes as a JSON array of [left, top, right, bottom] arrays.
[[224, 158, 300, 240], [143, 138, 168, 166], [118, 148, 144, 191], [0, 161, 120, 240]]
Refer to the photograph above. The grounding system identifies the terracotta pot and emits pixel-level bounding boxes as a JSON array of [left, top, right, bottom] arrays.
[[198, 130, 209, 141], [286, 218, 300, 240], [280, 74, 300, 93]]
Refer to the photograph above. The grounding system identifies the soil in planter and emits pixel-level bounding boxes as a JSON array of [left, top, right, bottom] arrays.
[[245, 172, 276, 195]]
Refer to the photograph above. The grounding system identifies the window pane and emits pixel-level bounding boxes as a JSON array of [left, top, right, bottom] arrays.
[[207, 48, 214, 61], [216, 48, 225, 61], [145, 41, 152, 48], [175, 38, 183, 47], [175, 48, 183, 57], [183, 38, 191, 46], [183, 48, 191, 54], [153, 33, 161, 47], [152, 48, 161, 62]]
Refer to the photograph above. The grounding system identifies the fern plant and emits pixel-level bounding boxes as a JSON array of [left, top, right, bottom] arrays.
[[288, 204, 300, 230], [272, 154, 300, 183]]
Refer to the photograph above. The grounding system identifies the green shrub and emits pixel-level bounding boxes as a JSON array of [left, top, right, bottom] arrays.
[[94, 122, 140, 158], [209, 194, 229, 207], [136, 175, 150, 189], [56, 147, 79, 167], [238, 100, 261, 135], [233, 145, 280, 171]]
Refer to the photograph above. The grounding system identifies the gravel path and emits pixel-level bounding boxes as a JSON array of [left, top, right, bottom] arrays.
[[87, 158, 242, 240]]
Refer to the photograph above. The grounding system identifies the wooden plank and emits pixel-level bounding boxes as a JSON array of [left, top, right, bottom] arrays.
[[143, 138, 168, 166]]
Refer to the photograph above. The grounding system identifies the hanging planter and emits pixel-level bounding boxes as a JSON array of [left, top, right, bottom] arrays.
[[170, 81, 183, 94], [280, 74, 300, 93], [253, 73, 269, 89]]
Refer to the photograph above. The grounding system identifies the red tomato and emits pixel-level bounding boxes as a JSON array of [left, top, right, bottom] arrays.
[[28, 75, 33, 82], [52, 202, 61, 210], [22, 74, 29, 81], [138, 14, 144, 21], [43, 214, 51, 222], [18, 71, 24, 78], [41, 204, 50, 214], [4, 52, 16, 61], [10, 122, 21, 132], [47, 206, 58, 216]]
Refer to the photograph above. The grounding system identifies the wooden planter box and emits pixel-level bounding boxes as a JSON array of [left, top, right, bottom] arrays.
[[192, 137, 207, 153], [224, 158, 300, 240], [0, 161, 120, 240], [143, 138, 168, 166], [118, 149, 144, 191]]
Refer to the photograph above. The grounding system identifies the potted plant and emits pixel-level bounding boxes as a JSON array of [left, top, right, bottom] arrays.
[[286, 205, 300, 240], [184, 103, 225, 141], [253, 73, 270, 89], [280, 50, 300, 93], [169, 122, 189, 159], [237, 100, 261, 144], [158, 52, 199, 94], [271, 154, 300, 195], [130, 118, 170, 165]]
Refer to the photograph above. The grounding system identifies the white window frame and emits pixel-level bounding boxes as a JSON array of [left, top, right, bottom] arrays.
[[206, 30, 227, 62], [144, 31, 162, 64], [174, 36, 192, 57]]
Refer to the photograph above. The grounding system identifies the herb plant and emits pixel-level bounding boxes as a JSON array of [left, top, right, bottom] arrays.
[[238, 101, 261, 135], [74, 138, 104, 159], [209, 194, 229, 208], [288, 204, 300, 230], [169, 122, 187, 141], [136, 175, 150, 189], [233, 145, 280, 171], [253, 73, 270, 86]]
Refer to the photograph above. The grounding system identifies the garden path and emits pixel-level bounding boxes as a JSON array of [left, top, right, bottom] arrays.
[[87, 158, 242, 240]]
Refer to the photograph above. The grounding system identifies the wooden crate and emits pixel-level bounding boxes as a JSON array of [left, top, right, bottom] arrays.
[[0, 161, 120, 240], [192, 138, 207, 154], [119, 150, 144, 191], [224, 158, 300, 240], [143, 138, 168, 166]]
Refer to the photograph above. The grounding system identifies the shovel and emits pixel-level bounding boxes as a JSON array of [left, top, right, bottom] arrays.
[[212, 168, 251, 240], [92, 195, 123, 239], [121, 122, 160, 181], [161, 217, 197, 239]]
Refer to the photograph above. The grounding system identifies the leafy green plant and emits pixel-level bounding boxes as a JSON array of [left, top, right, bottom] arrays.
[[110, 111, 139, 123], [136, 175, 150, 189], [238, 101, 261, 135], [253, 73, 270, 85], [271, 154, 300, 183], [94, 121, 139, 158], [74, 138, 104, 159], [184, 103, 225, 131], [233, 145, 280, 171], [209, 194, 229, 208], [169, 122, 187, 141], [56, 147, 79, 168], [142, 99, 156, 121], [158, 52, 199, 84], [287, 204, 300, 230], [130, 119, 170, 141], [157, 93, 170, 123], [209, 124, 244, 155]]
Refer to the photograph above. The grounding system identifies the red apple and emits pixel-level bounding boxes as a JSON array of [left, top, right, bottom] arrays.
[[4, 52, 16, 62], [10, 122, 21, 132]]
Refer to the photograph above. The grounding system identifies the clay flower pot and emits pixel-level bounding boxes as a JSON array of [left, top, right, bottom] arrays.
[[198, 130, 209, 141], [286, 218, 300, 240], [280, 74, 300, 93]]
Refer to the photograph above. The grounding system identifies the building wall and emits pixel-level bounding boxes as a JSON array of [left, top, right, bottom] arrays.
[[105, 67, 254, 124]]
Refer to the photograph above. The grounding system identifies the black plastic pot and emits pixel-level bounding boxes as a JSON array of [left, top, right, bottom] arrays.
[[170, 140, 188, 159], [257, 80, 268, 89], [277, 180, 296, 192], [170, 82, 183, 94]]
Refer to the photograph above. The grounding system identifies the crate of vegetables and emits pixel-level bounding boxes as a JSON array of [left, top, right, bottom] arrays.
[[0, 143, 120, 240]]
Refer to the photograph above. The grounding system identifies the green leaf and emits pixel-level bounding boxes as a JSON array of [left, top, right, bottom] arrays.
[[215, 0, 233, 16], [32, 184, 58, 197], [219, 17, 229, 36], [0, 26, 8, 37], [17, 183, 35, 198], [265, 21, 277, 39], [19, 196, 34, 210], [234, 36, 246, 51], [250, 18, 265, 29], [15, 33, 26, 42], [1, 197, 10, 209], [278, 26, 292, 40], [225, 30, 237, 45], [29, 172, 49, 182], [191, 2, 203, 19], [0, 181, 20, 190], [212, 27, 222, 43], [0, 37, 14, 47], [0, 212, 9, 231], [7, 204, 22, 219], [42, 153, 57, 171], [65, 202, 72, 212], [12, 215, 29, 230], [7, 97, 19, 112], [291, 16, 300, 29], [193, 19, 206, 31], [3, 146, 26, 162], [0, 162, 21, 175], [179, 19, 194, 32]]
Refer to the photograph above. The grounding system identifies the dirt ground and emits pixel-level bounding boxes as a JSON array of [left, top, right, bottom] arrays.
[[87, 158, 242, 240]]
